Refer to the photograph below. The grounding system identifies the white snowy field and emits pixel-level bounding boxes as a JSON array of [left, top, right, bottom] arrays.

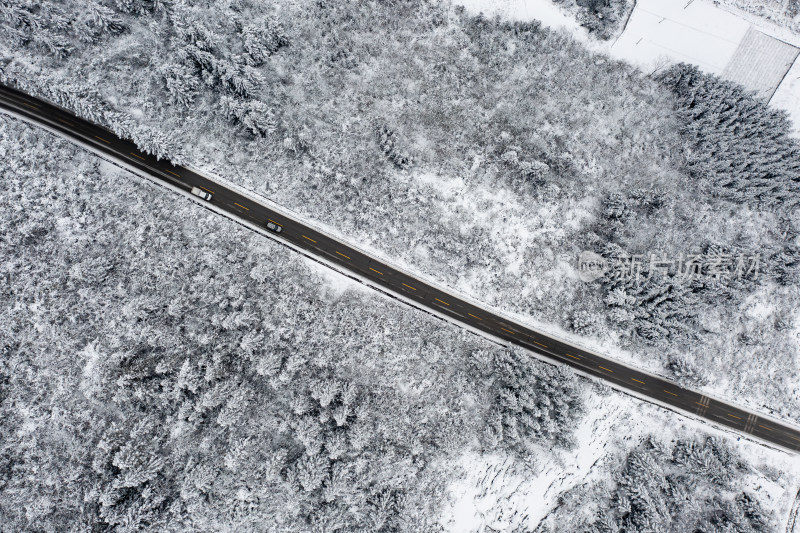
[[609, 0, 752, 74]]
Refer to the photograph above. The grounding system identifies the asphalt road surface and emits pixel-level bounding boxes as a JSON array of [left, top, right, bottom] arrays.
[[2, 82, 799, 453]]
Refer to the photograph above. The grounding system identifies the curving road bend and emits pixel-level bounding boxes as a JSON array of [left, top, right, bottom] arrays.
[[1, 83, 799, 453]]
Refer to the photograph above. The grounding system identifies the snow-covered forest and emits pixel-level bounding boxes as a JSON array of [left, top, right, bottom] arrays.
[[4, 0, 798, 424], [0, 114, 577, 530], [719, 0, 800, 33], [539, 435, 791, 533], [2, 113, 796, 532], [550, 0, 633, 38]]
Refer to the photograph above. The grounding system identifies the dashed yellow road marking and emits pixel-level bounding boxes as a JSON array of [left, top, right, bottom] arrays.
[[336, 251, 350, 259], [303, 235, 317, 243], [199, 186, 214, 194], [758, 424, 772, 431], [402, 283, 416, 291], [631, 378, 645, 384], [695, 401, 707, 407], [663, 390, 678, 397], [599, 366, 613, 373], [268, 219, 282, 226], [468, 313, 482, 320], [500, 328, 515, 334], [369, 267, 384, 275], [234, 202, 249, 211], [534, 341, 548, 348], [165, 169, 181, 178], [564, 353, 581, 360], [727, 413, 741, 420], [57, 118, 74, 126], [129, 152, 145, 160], [22, 102, 38, 110], [94, 135, 110, 144], [434, 298, 450, 306]]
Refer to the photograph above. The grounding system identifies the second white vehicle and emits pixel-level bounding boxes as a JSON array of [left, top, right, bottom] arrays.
[[190, 186, 212, 201]]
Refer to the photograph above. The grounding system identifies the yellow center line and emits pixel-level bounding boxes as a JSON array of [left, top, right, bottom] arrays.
[[695, 401, 708, 407], [336, 251, 350, 259], [534, 341, 548, 348], [727, 413, 741, 420], [434, 298, 450, 306], [599, 366, 613, 373], [165, 169, 181, 178], [631, 378, 645, 384], [369, 267, 384, 275], [129, 152, 145, 160], [790, 435, 800, 442], [22, 102, 38, 110], [268, 219, 282, 225], [402, 283, 416, 291], [57, 118, 74, 125], [234, 202, 249, 211], [468, 313, 482, 320], [500, 327, 515, 334], [199, 186, 214, 194], [663, 390, 678, 397], [94, 135, 110, 144], [303, 235, 317, 244], [758, 425, 772, 431], [564, 353, 581, 360]]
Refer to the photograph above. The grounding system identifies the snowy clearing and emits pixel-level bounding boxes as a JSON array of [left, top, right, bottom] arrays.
[[454, 0, 587, 37], [609, 0, 751, 74], [439, 385, 800, 532]]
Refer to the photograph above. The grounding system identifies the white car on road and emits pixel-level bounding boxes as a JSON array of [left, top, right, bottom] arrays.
[[190, 186, 212, 201]]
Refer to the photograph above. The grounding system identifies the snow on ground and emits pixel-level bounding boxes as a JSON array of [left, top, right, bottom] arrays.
[[453, 0, 588, 38], [609, 0, 751, 74], [737, 441, 800, 530], [772, 57, 800, 136], [304, 259, 364, 298], [438, 391, 627, 532], [439, 388, 800, 532]]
